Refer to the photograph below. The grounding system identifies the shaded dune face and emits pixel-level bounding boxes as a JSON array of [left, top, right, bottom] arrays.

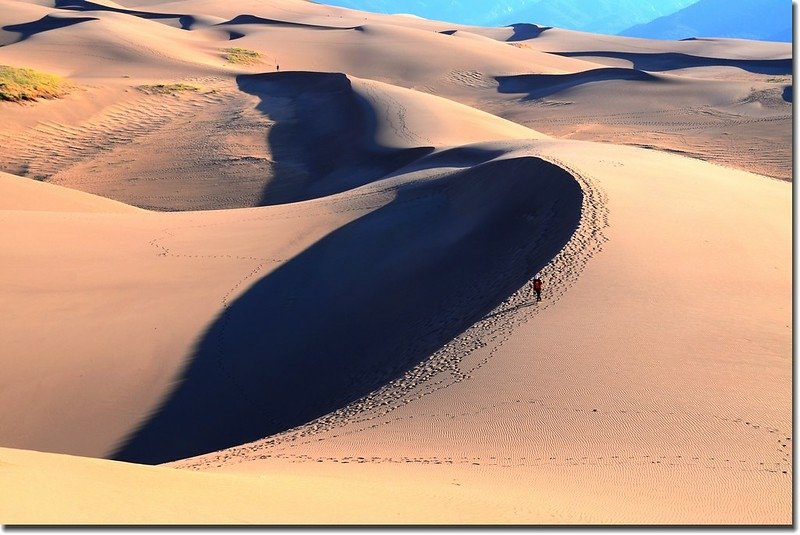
[[237, 72, 435, 205], [506, 23, 551, 41], [1, 14, 98, 45], [496, 68, 662, 100], [389, 145, 509, 174], [113, 156, 583, 464], [217, 14, 359, 31], [53, 0, 199, 29], [554, 51, 792, 75]]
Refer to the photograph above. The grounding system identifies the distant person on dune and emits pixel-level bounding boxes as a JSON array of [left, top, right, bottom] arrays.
[[533, 276, 543, 302]]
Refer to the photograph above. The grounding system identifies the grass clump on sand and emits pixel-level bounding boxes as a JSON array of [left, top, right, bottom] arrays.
[[222, 47, 261, 65], [137, 83, 200, 95], [0, 65, 70, 102]]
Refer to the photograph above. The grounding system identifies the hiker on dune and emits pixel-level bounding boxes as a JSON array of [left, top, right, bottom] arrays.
[[533, 276, 543, 302]]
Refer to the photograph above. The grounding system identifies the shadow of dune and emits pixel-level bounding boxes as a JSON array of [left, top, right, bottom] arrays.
[[55, 0, 199, 29], [393, 146, 508, 172], [496, 68, 661, 100], [217, 14, 358, 31], [782, 85, 792, 103], [554, 51, 792, 75], [112, 156, 583, 464], [506, 23, 551, 42], [2, 15, 98, 45], [237, 72, 435, 206]]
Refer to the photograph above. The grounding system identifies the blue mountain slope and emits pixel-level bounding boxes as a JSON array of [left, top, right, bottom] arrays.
[[313, 0, 698, 32], [496, 0, 699, 35], [619, 0, 792, 42], [311, 0, 531, 26]]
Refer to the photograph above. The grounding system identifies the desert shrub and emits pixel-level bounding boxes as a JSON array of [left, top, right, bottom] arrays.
[[137, 83, 200, 95], [222, 47, 261, 65], [0, 65, 70, 102]]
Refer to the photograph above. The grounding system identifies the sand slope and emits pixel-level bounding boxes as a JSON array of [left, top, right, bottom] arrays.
[[0, 171, 138, 213], [1, 139, 789, 523], [0, 445, 602, 524], [0, 81, 571, 463], [174, 139, 791, 524], [2, 0, 789, 190]]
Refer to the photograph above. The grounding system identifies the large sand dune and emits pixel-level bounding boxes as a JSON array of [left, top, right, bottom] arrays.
[[0, 0, 791, 525], [173, 140, 790, 525]]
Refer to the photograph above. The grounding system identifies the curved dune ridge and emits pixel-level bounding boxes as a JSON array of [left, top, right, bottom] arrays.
[[496, 67, 663, 100], [1, 14, 99, 45], [553, 50, 792, 75], [0, 171, 139, 213], [233, 71, 436, 206], [113, 155, 582, 464], [0, 64, 559, 463], [0, 0, 791, 525]]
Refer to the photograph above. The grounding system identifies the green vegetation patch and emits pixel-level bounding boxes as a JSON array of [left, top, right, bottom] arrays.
[[222, 47, 261, 65], [0, 65, 70, 102], [137, 83, 200, 95]]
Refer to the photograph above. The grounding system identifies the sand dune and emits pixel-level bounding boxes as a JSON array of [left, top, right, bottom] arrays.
[[234, 71, 543, 205], [0, 0, 791, 525], [0, 171, 138, 213], [1, 13, 99, 46], [510, 27, 792, 59], [1, 1, 789, 182], [0, 68, 563, 462], [553, 50, 792, 75], [496, 67, 662, 100], [3, 445, 591, 524], [114, 155, 581, 464], [175, 140, 791, 524], [0, 13, 221, 77]]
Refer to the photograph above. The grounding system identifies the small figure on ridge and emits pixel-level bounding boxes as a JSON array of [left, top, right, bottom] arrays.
[[533, 276, 543, 302]]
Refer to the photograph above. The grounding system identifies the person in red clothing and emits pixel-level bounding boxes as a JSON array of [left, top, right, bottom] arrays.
[[533, 276, 543, 302]]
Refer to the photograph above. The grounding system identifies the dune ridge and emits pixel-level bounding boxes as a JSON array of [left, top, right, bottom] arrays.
[[113, 155, 583, 464], [496, 67, 662, 100], [553, 50, 792, 75]]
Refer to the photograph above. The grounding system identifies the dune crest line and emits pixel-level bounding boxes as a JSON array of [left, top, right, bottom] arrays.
[[113, 156, 586, 464], [176, 155, 608, 464]]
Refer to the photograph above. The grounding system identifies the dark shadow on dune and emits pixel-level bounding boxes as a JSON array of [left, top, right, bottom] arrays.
[[384, 145, 509, 177], [507, 23, 551, 42], [783, 85, 792, 103], [237, 72, 434, 206], [554, 51, 792, 75], [217, 14, 357, 31], [496, 68, 661, 100], [2, 15, 98, 44], [112, 156, 583, 464], [439, 29, 458, 36], [55, 0, 198, 29]]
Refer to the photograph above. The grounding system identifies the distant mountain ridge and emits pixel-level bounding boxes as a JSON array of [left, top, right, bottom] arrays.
[[315, 0, 790, 42], [486, 0, 699, 35], [619, 0, 792, 42], [311, 0, 532, 26], [313, 0, 700, 30]]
